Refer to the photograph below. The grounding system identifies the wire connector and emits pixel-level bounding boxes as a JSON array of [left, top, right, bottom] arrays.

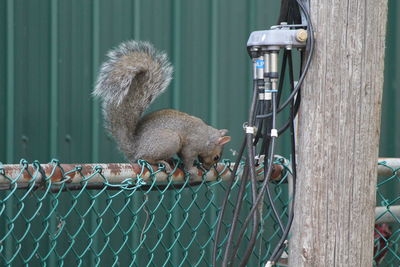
[[271, 129, 278, 137], [243, 122, 257, 135], [245, 126, 257, 134], [255, 154, 265, 164]]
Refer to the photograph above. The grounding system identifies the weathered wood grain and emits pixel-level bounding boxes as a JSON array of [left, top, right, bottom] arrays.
[[289, 0, 388, 266]]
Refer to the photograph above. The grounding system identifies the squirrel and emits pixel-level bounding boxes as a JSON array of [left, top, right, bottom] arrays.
[[93, 40, 231, 176]]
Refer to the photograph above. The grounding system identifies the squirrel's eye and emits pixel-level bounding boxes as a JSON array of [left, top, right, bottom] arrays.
[[213, 155, 220, 162]]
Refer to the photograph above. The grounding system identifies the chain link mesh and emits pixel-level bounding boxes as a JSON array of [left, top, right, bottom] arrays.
[[0, 158, 291, 266], [374, 161, 400, 267], [0, 159, 398, 266]]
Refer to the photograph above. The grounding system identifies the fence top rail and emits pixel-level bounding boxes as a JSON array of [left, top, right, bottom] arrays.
[[0, 159, 287, 191], [0, 157, 396, 191]]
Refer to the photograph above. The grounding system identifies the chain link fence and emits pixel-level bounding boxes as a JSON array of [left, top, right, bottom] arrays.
[[0, 158, 398, 266], [0, 158, 291, 266], [375, 160, 400, 267]]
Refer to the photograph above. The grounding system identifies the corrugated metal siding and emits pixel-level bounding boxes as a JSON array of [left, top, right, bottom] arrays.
[[0, 0, 286, 165], [0, 0, 6, 162], [0, 1, 398, 266]]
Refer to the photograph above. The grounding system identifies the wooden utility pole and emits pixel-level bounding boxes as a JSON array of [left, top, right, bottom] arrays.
[[289, 0, 388, 266]]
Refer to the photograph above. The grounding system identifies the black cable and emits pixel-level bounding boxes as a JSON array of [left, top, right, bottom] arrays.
[[238, 0, 314, 265], [228, 97, 265, 267], [265, 42, 306, 267], [268, 48, 298, 265], [240, 91, 279, 267], [269, 111, 297, 265], [277, 93, 300, 135], [275, 47, 305, 135], [266, 1, 314, 263], [261, 98, 285, 233], [212, 136, 246, 267], [222, 162, 250, 266], [232, 47, 298, 267], [228, 87, 279, 265], [273, 50, 301, 135], [253, 94, 265, 145], [221, 76, 259, 266], [216, 1, 314, 265], [276, 51, 288, 106], [268, 16, 309, 267], [277, 0, 302, 25], [257, 100, 271, 155], [237, 95, 278, 266]]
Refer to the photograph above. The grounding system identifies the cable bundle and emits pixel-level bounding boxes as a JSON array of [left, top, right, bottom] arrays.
[[213, 0, 315, 266]]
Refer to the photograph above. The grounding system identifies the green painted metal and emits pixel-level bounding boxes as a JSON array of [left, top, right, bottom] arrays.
[[0, 0, 280, 164], [5, 0, 15, 164], [380, 0, 400, 157], [1, 1, 397, 162], [0, 0, 398, 266], [0, 0, 6, 163]]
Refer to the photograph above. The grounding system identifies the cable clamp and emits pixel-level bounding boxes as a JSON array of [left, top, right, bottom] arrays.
[[271, 129, 278, 137], [245, 126, 257, 134], [255, 154, 265, 163], [243, 123, 257, 135]]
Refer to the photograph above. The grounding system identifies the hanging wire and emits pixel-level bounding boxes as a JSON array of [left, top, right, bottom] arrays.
[[213, 0, 315, 266]]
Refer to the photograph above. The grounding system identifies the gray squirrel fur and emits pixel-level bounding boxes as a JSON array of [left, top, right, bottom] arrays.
[[93, 40, 231, 175]]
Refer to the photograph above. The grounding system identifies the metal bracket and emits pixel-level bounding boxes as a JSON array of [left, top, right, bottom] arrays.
[[247, 23, 307, 51]]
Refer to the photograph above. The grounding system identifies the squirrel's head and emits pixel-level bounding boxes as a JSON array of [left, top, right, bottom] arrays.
[[198, 129, 231, 170]]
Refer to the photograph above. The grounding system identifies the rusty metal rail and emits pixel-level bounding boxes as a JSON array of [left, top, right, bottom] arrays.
[[0, 160, 285, 191], [0, 157, 397, 191]]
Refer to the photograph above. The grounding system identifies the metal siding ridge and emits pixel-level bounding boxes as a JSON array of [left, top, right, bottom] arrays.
[[49, 2, 60, 266], [48, 5, 60, 267], [91, 0, 100, 163], [207, 1, 219, 263], [171, 2, 182, 265], [5, 0, 14, 264], [133, 0, 141, 39], [209, 0, 218, 126], [90, 1, 100, 266], [6, 0, 14, 164], [171, 0, 181, 109], [50, 0, 59, 158]]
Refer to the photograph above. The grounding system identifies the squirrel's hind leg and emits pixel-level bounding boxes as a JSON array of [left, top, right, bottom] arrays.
[[135, 129, 182, 174], [145, 159, 173, 173]]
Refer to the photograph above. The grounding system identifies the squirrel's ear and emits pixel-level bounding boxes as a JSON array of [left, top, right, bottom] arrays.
[[218, 136, 231, 145], [219, 129, 228, 136]]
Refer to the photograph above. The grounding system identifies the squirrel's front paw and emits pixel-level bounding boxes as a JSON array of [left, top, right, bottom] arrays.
[[187, 167, 199, 179]]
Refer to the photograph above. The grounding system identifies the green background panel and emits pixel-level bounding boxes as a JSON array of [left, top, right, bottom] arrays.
[[1, 0, 397, 164], [381, 0, 400, 157], [0, 0, 6, 161], [0, 0, 398, 266]]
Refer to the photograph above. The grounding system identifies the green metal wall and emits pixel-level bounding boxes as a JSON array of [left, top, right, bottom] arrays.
[[0, 0, 399, 265], [0, 0, 400, 163], [2, 1, 397, 164], [381, 0, 400, 157], [0, 0, 282, 164]]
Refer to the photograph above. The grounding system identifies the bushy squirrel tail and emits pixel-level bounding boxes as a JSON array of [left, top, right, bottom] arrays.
[[93, 41, 173, 159]]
